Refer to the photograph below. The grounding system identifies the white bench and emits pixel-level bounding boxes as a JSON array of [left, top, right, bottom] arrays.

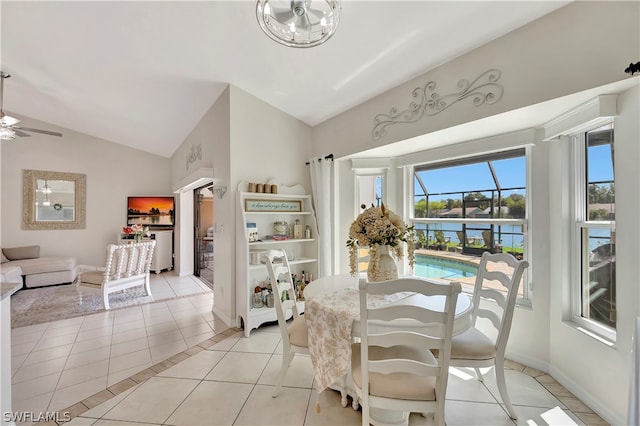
[[78, 241, 156, 309]]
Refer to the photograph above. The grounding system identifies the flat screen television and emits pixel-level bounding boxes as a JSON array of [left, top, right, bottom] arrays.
[[127, 196, 175, 227]]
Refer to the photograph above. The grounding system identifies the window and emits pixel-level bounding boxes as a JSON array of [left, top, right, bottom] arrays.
[[411, 149, 529, 298], [572, 123, 615, 338]]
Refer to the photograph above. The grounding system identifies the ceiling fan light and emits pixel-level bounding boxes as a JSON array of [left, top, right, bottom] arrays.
[[256, 0, 341, 48], [0, 126, 15, 140]]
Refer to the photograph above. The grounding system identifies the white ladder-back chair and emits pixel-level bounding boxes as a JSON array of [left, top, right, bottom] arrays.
[[263, 249, 309, 398], [351, 277, 462, 426], [449, 251, 529, 420], [78, 240, 156, 310]]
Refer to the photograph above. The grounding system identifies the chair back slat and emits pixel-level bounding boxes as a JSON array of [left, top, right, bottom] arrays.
[[470, 251, 529, 350], [357, 276, 461, 426], [263, 249, 301, 349], [104, 242, 155, 283]]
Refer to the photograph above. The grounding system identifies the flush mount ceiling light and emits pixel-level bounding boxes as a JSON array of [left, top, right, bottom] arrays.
[[256, 0, 341, 48]]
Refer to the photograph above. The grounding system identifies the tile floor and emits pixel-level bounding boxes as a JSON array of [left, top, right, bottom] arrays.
[[10, 272, 219, 422], [10, 273, 608, 426]]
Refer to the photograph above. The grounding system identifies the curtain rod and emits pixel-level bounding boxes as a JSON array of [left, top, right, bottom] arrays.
[[305, 153, 334, 165]]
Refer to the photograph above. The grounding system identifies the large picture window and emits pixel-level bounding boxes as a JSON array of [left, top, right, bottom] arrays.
[[411, 149, 529, 298], [572, 123, 615, 338]]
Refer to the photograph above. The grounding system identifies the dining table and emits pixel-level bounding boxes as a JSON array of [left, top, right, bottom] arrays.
[[303, 273, 474, 407]]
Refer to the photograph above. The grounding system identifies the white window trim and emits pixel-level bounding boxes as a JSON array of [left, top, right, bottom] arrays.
[[568, 125, 616, 345]]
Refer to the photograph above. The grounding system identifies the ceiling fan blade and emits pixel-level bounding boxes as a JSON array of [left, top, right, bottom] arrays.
[[0, 114, 20, 127], [14, 126, 62, 137], [13, 129, 31, 137]]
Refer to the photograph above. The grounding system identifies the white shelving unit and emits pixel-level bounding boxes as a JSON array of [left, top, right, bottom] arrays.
[[117, 229, 173, 274], [236, 182, 318, 337]]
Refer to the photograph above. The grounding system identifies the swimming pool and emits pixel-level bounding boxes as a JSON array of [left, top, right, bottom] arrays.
[[414, 254, 478, 280]]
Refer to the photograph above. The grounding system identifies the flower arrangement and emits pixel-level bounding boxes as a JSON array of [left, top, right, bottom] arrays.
[[346, 203, 415, 276], [123, 224, 150, 242]]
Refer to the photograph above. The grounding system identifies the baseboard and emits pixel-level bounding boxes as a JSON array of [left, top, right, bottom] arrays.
[[508, 349, 623, 425], [549, 364, 624, 426]]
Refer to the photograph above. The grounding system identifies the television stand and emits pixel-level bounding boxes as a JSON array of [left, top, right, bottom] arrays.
[[117, 229, 173, 274]]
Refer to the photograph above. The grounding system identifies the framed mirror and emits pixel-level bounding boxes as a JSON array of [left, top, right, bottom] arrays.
[[22, 169, 86, 230]]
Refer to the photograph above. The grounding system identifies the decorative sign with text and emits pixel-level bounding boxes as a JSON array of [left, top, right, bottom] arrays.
[[244, 199, 301, 212]]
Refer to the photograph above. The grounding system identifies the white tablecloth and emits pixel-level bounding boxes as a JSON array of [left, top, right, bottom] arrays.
[[304, 274, 472, 393]]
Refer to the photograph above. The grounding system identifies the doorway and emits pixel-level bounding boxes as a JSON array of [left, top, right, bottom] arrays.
[[194, 184, 214, 288]]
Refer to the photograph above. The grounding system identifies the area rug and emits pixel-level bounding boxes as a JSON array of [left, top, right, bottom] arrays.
[[10, 284, 155, 329]]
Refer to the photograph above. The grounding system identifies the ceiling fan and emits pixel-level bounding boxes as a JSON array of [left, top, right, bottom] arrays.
[[0, 71, 63, 140]]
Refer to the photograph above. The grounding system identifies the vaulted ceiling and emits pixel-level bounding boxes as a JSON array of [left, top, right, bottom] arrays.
[[1, 1, 571, 158]]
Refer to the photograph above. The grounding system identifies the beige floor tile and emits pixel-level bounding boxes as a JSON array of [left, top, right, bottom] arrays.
[[184, 331, 215, 348], [179, 321, 213, 338], [102, 377, 199, 424], [305, 388, 361, 426], [446, 368, 499, 403], [11, 371, 61, 402], [149, 339, 189, 362], [48, 376, 108, 412], [147, 328, 184, 347], [76, 325, 113, 342], [234, 383, 310, 425], [145, 321, 180, 337], [12, 356, 67, 384], [443, 399, 514, 425], [109, 336, 149, 357], [107, 364, 152, 387], [81, 383, 141, 419], [109, 348, 152, 373], [111, 326, 148, 344], [10, 340, 38, 357], [70, 335, 112, 355], [11, 327, 47, 345], [22, 343, 73, 366], [230, 330, 280, 353], [65, 346, 111, 369], [205, 351, 271, 383], [164, 381, 254, 426], [157, 349, 225, 379], [483, 369, 566, 409], [513, 405, 586, 426], [33, 330, 78, 351], [10, 391, 54, 418], [258, 353, 315, 389], [57, 359, 109, 389]]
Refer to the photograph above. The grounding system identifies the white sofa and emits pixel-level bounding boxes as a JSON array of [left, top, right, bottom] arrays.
[[0, 245, 77, 288]]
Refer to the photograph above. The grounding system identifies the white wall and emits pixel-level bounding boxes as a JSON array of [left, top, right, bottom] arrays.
[[544, 85, 640, 422], [1, 115, 172, 267], [312, 1, 639, 160], [168, 85, 312, 328], [312, 2, 639, 423], [170, 87, 229, 321]]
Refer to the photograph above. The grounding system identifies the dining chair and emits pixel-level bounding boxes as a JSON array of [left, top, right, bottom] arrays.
[[351, 277, 462, 426], [263, 249, 309, 398], [448, 251, 529, 420]]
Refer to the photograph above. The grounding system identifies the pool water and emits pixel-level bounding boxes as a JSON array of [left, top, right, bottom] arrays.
[[414, 254, 478, 279]]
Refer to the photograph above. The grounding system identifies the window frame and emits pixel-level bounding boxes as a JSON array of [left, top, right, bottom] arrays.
[[569, 123, 616, 343], [408, 147, 532, 304]]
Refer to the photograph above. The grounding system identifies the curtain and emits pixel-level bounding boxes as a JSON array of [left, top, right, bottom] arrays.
[[310, 156, 333, 278]]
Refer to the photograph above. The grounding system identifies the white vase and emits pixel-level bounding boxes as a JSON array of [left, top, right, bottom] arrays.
[[367, 245, 398, 282]]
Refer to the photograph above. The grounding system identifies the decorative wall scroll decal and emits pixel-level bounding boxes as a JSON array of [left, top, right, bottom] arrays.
[[372, 69, 504, 139], [186, 143, 202, 171]]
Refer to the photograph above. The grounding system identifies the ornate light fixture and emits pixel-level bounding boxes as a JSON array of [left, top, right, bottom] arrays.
[[256, 0, 341, 48]]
